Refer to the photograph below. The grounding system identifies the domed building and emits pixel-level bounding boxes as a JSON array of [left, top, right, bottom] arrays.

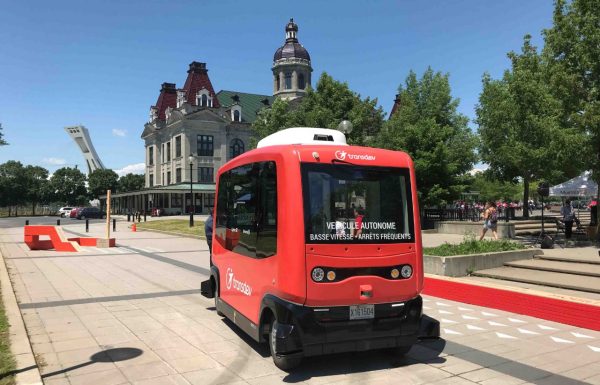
[[272, 18, 313, 100]]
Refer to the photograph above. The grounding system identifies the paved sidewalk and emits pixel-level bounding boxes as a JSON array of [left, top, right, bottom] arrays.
[[1, 217, 599, 384]]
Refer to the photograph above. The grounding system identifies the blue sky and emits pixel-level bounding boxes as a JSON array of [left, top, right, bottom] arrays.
[[0, 0, 554, 175]]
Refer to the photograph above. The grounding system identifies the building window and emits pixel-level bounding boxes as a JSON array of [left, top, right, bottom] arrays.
[[162, 173, 164, 185], [148, 146, 154, 166], [204, 193, 215, 209], [298, 73, 305, 90], [276, 75, 280, 91], [198, 167, 214, 183], [197, 135, 214, 156], [201, 94, 208, 107], [285, 72, 292, 89], [176, 168, 182, 183], [230, 139, 245, 158], [175, 136, 181, 158], [171, 194, 182, 208], [161, 144, 165, 163], [167, 142, 171, 161], [233, 109, 241, 122], [149, 174, 154, 186], [167, 171, 171, 185], [216, 161, 277, 258]]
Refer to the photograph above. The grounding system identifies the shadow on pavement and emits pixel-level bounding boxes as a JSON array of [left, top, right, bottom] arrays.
[[40, 347, 143, 379]]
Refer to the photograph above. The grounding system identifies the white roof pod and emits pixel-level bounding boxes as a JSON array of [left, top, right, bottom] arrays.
[[256, 127, 348, 148]]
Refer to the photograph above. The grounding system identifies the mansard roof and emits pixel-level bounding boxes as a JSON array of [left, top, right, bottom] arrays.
[[217, 90, 274, 123], [153, 83, 177, 121], [183, 62, 220, 108]]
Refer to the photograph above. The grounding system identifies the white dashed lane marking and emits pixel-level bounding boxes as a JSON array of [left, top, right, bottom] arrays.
[[424, 295, 600, 352]]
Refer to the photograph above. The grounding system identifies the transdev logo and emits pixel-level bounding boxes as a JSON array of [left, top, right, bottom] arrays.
[[335, 150, 376, 161], [225, 267, 252, 296]]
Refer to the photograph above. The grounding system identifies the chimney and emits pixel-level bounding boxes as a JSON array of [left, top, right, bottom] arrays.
[[188, 62, 208, 74], [161, 82, 177, 93]]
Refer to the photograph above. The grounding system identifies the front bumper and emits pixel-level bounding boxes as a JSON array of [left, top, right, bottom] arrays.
[[268, 295, 426, 357]]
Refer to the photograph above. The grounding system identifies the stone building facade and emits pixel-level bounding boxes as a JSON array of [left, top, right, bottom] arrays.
[[104, 19, 311, 215]]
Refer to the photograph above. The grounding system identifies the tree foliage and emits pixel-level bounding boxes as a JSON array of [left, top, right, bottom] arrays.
[[375, 68, 477, 207], [50, 167, 88, 205], [543, 0, 600, 183], [118, 173, 144, 192], [0, 123, 7, 146], [468, 173, 522, 203], [476, 36, 584, 216], [0, 161, 28, 214], [24, 165, 49, 215], [88, 169, 119, 198], [252, 72, 385, 146]]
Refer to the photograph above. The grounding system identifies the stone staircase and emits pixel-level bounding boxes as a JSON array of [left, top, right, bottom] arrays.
[[472, 251, 600, 294], [512, 212, 591, 236]]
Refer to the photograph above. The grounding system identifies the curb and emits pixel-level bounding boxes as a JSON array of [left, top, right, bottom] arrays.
[[132, 226, 206, 240], [0, 240, 43, 384], [423, 274, 600, 331]]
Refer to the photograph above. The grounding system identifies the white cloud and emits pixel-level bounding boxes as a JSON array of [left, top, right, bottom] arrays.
[[115, 163, 145, 176], [43, 157, 67, 166], [112, 129, 127, 137], [469, 164, 489, 176]]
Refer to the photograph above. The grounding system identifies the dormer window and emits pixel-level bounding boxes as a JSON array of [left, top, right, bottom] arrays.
[[149, 107, 158, 122], [196, 89, 212, 107], [165, 107, 172, 121], [176, 90, 186, 108], [231, 105, 242, 122]]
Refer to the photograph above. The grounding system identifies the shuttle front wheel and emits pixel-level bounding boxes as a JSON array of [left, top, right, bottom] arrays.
[[269, 320, 303, 371]]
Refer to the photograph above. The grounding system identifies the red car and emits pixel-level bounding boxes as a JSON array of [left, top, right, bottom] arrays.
[[70, 207, 83, 219], [201, 128, 437, 370]]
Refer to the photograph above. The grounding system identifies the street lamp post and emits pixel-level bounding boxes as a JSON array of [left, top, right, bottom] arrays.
[[188, 155, 195, 227]]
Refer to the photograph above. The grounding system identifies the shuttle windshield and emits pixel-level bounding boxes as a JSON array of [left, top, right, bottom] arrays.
[[301, 163, 414, 244]]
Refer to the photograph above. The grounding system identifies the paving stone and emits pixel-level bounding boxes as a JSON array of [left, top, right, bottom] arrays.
[[119, 361, 177, 382], [183, 366, 244, 385], [67, 367, 128, 385], [132, 373, 191, 385]]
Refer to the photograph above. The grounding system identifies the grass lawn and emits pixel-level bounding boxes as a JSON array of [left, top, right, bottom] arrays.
[[424, 238, 526, 256], [0, 287, 15, 385], [135, 219, 206, 238]]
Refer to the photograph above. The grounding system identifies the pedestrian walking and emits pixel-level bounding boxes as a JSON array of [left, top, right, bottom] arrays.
[[480, 201, 499, 241], [561, 199, 577, 240]]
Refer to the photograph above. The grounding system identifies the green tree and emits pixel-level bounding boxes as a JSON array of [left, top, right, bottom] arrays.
[[476, 36, 583, 217], [24, 165, 49, 215], [118, 173, 144, 192], [0, 123, 7, 146], [88, 169, 119, 199], [375, 68, 478, 207], [468, 172, 522, 203], [252, 72, 385, 146], [543, 0, 600, 183], [0, 161, 27, 215], [50, 167, 88, 205]]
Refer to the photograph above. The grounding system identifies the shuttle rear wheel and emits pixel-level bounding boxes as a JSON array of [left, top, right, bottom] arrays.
[[269, 320, 302, 371]]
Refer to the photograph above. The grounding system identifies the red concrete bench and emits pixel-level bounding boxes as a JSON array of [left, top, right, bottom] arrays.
[[24, 226, 115, 251]]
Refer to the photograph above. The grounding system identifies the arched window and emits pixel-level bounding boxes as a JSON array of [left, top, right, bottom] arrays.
[[298, 73, 305, 90], [230, 139, 245, 158], [201, 94, 208, 107], [276, 75, 280, 91], [233, 110, 241, 122], [285, 73, 292, 89]]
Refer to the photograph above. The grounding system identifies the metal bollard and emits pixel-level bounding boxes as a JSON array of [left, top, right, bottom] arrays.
[[25, 220, 29, 226], [127, 213, 130, 222], [113, 218, 116, 232], [57, 219, 60, 226], [86, 219, 89, 232], [144, 212, 147, 222]]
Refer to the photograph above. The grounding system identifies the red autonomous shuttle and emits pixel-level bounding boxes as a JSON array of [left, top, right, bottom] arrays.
[[201, 127, 439, 370]]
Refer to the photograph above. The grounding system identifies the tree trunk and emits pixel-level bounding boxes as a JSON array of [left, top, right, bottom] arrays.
[[32, 202, 36, 216], [8, 206, 11, 217], [523, 177, 530, 218]]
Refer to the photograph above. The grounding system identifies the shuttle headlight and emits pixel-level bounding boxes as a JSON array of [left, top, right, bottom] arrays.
[[326, 270, 336, 281], [401, 265, 413, 278], [312, 267, 325, 282], [390, 268, 400, 279]]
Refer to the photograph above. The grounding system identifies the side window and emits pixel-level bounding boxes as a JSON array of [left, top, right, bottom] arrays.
[[216, 161, 277, 259], [256, 162, 277, 258]]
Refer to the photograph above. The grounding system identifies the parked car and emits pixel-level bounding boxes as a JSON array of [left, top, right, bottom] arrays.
[[76, 207, 106, 220], [57, 207, 73, 217], [70, 207, 83, 219]]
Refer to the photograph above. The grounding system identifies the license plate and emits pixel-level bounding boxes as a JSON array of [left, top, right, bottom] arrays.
[[349, 304, 374, 320]]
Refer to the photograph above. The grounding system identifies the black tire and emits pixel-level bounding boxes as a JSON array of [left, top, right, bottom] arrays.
[[269, 320, 302, 371], [60, 213, 65, 218], [81, 215, 86, 220]]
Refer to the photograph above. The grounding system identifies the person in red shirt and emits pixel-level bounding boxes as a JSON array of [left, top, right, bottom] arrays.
[[353, 208, 364, 239]]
